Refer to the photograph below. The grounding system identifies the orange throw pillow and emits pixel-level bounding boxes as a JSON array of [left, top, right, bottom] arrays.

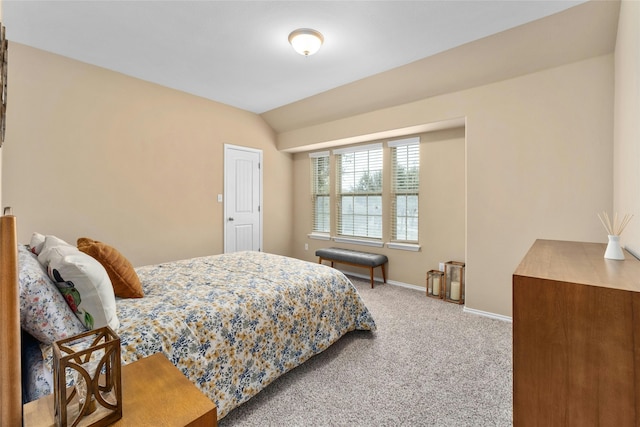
[[77, 237, 144, 298]]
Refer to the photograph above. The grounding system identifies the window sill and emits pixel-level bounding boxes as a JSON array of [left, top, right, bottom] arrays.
[[308, 233, 331, 240], [308, 235, 419, 250], [333, 237, 384, 248], [387, 242, 421, 252]]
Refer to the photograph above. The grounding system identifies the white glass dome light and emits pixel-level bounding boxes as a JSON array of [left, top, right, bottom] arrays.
[[288, 28, 324, 56]]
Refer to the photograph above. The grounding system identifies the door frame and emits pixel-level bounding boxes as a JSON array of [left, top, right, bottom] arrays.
[[223, 144, 263, 253]]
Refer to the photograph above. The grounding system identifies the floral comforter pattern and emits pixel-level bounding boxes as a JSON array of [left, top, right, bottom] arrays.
[[32, 251, 376, 419]]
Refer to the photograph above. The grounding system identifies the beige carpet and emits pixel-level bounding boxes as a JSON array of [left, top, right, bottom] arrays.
[[219, 275, 512, 426]]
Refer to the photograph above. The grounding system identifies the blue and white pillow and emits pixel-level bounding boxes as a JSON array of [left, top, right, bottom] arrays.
[[18, 244, 86, 344]]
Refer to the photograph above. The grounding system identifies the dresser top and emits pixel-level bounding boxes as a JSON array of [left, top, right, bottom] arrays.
[[514, 239, 640, 292]]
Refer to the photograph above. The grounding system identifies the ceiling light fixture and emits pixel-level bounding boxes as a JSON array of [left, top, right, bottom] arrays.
[[288, 28, 324, 56]]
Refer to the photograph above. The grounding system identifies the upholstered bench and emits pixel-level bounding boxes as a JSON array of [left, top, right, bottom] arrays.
[[316, 247, 388, 288]]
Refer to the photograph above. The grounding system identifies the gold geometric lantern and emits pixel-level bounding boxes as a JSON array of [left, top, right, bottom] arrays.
[[444, 261, 465, 304], [426, 269, 444, 299], [53, 327, 122, 427]]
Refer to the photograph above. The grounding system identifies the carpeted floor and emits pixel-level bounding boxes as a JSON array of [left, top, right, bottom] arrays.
[[219, 276, 513, 426]]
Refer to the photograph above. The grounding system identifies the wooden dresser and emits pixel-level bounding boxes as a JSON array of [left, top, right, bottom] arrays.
[[513, 239, 640, 427]]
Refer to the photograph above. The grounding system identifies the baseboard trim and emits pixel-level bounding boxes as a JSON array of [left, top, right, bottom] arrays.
[[342, 270, 513, 323], [463, 306, 512, 323], [386, 279, 424, 292], [341, 271, 424, 292]]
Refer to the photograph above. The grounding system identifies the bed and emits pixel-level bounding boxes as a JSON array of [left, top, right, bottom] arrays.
[[10, 227, 376, 421]]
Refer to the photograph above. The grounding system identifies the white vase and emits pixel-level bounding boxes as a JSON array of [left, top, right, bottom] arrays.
[[604, 234, 625, 260]]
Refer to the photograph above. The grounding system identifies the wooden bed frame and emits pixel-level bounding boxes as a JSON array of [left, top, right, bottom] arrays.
[[1, 208, 21, 426]]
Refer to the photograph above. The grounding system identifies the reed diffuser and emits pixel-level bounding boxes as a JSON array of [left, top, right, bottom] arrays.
[[598, 212, 633, 260]]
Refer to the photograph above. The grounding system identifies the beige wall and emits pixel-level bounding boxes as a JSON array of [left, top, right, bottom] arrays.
[[0, 0, 4, 207], [614, 1, 640, 256], [282, 54, 614, 317], [292, 128, 465, 288], [2, 43, 293, 266], [1, 6, 626, 319]]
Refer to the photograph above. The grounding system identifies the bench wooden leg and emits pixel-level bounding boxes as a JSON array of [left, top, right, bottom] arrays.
[[317, 257, 335, 268], [318, 256, 387, 289]]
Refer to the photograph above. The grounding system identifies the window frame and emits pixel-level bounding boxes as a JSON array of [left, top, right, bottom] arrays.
[[309, 151, 331, 235], [334, 143, 384, 242], [389, 137, 420, 243]]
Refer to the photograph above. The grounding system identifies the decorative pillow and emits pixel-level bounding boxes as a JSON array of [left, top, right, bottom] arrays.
[[38, 239, 119, 331], [29, 232, 46, 255], [18, 245, 86, 344], [37, 235, 77, 260], [77, 237, 144, 299]]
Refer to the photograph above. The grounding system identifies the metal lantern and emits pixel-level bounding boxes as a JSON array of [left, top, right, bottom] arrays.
[[426, 270, 444, 299], [444, 261, 465, 304]]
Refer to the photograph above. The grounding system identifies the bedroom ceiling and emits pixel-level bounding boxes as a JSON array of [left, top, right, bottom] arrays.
[[3, 0, 590, 119]]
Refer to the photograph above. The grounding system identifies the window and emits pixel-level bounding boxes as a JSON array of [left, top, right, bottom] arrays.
[[389, 138, 420, 242], [309, 136, 421, 249], [335, 144, 383, 240], [310, 151, 330, 233]]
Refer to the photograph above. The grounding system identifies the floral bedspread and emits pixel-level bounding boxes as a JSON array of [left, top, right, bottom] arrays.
[[31, 251, 376, 419]]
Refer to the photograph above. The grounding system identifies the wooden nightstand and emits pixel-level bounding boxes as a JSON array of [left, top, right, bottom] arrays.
[[23, 353, 217, 426]]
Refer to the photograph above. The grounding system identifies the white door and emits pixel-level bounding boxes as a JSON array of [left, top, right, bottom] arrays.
[[224, 144, 262, 253]]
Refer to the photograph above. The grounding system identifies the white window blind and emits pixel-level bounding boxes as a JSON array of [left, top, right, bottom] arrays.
[[335, 143, 383, 240], [390, 137, 419, 242], [310, 151, 330, 233]]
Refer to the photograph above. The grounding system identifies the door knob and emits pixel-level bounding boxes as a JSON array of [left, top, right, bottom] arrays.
[[228, 217, 234, 221]]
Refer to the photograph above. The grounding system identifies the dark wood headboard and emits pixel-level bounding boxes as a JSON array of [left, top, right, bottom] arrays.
[[0, 208, 21, 425]]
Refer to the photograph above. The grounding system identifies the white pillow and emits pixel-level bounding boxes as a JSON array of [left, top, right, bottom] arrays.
[[29, 232, 46, 255], [38, 238, 119, 331], [37, 235, 76, 260]]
